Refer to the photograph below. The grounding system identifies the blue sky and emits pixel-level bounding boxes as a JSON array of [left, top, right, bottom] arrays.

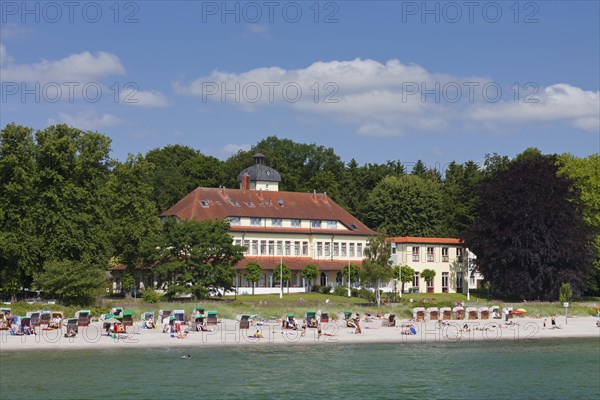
[[1, 1, 599, 168]]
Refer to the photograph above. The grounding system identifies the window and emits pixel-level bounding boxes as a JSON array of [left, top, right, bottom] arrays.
[[392, 246, 396, 254], [349, 243, 355, 257], [413, 271, 420, 288], [285, 241, 291, 255], [245, 201, 255, 207], [294, 241, 300, 256], [291, 219, 301, 227], [229, 216, 241, 225], [200, 200, 209, 207], [357, 243, 363, 257], [412, 246, 420, 262], [260, 240, 266, 255], [235, 239, 241, 246], [250, 218, 262, 226], [311, 220, 322, 228], [276, 241, 282, 255], [324, 242, 331, 257], [271, 218, 282, 227], [229, 200, 240, 207], [243, 240, 249, 254], [333, 243, 339, 257], [268, 241, 275, 255], [457, 248, 464, 263], [427, 247, 434, 262], [316, 242, 323, 257], [251, 240, 258, 255], [442, 272, 449, 293], [302, 241, 309, 256], [442, 247, 449, 262], [327, 220, 337, 229], [341, 243, 347, 257]]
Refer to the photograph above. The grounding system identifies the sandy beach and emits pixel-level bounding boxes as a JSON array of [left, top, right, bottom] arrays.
[[1, 316, 598, 352]]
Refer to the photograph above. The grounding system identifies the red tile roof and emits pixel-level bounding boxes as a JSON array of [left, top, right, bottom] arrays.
[[386, 236, 462, 245], [236, 257, 363, 271], [161, 187, 377, 236]]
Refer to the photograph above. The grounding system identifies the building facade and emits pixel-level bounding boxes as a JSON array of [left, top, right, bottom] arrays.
[[385, 237, 481, 294], [156, 153, 377, 294]]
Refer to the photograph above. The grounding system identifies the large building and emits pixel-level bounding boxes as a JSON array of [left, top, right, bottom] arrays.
[[385, 236, 481, 294], [158, 153, 377, 294]]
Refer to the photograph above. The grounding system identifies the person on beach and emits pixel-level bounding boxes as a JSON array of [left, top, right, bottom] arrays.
[[301, 319, 307, 337], [543, 319, 547, 329], [504, 308, 509, 322], [317, 323, 322, 339], [353, 314, 362, 334]]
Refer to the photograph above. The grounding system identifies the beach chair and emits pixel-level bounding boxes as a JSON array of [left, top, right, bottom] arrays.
[[173, 310, 186, 324], [306, 311, 317, 328], [440, 307, 452, 320], [490, 306, 501, 319], [239, 315, 250, 329], [76, 310, 91, 326], [122, 311, 134, 327], [29, 312, 41, 327], [39, 310, 52, 326], [427, 307, 439, 321], [207, 311, 218, 326], [158, 309, 172, 323], [478, 307, 489, 320], [453, 306, 464, 320], [466, 307, 478, 320], [320, 312, 330, 323], [49, 312, 63, 329], [413, 307, 425, 322], [141, 311, 154, 322], [66, 318, 78, 335], [111, 307, 124, 317], [382, 314, 396, 327]]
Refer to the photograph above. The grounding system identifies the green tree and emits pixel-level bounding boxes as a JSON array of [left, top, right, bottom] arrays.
[[392, 265, 415, 297], [342, 263, 361, 286], [559, 283, 572, 303], [462, 152, 595, 300], [34, 125, 113, 267], [441, 161, 483, 236], [301, 264, 320, 292], [154, 219, 244, 298], [365, 175, 444, 236], [273, 263, 291, 293], [244, 262, 262, 295], [361, 235, 393, 306], [145, 145, 224, 211], [0, 124, 40, 293], [34, 260, 107, 306], [107, 154, 162, 268], [421, 269, 436, 293], [557, 153, 600, 295]]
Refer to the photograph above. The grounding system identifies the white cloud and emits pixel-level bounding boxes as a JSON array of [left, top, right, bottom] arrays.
[[2, 48, 125, 83], [120, 88, 171, 108], [0, 23, 30, 39], [245, 24, 270, 38], [175, 58, 599, 137], [0, 43, 11, 65], [222, 143, 251, 154], [48, 110, 123, 131], [468, 84, 600, 133]]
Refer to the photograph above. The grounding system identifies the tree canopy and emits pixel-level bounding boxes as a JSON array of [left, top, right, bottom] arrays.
[[462, 152, 595, 300]]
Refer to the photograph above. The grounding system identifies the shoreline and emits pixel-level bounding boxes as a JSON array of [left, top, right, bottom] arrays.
[[1, 316, 598, 353]]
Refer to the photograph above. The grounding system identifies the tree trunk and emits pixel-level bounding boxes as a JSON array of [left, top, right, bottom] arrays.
[[252, 282, 255, 295]]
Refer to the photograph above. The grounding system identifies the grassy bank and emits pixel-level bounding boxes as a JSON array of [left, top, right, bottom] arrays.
[[4, 293, 599, 321]]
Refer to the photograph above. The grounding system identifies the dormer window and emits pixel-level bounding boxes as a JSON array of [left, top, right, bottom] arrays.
[[250, 218, 262, 226], [327, 220, 337, 229], [291, 219, 301, 227], [311, 220, 322, 228], [200, 200, 209, 208], [271, 218, 282, 227], [228, 216, 241, 225], [245, 201, 255, 207]]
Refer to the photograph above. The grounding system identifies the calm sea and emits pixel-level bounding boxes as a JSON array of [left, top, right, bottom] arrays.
[[1, 339, 598, 399]]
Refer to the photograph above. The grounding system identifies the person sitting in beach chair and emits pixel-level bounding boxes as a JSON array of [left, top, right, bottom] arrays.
[[64, 327, 77, 338]]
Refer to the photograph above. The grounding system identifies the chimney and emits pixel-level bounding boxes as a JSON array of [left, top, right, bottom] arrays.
[[241, 174, 251, 190]]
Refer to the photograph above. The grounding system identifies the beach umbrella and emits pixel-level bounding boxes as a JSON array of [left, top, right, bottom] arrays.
[[104, 317, 121, 324], [516, 308, 527, 313]]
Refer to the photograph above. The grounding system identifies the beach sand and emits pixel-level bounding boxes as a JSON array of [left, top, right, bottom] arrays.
[[1, 316, 599, 352]]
